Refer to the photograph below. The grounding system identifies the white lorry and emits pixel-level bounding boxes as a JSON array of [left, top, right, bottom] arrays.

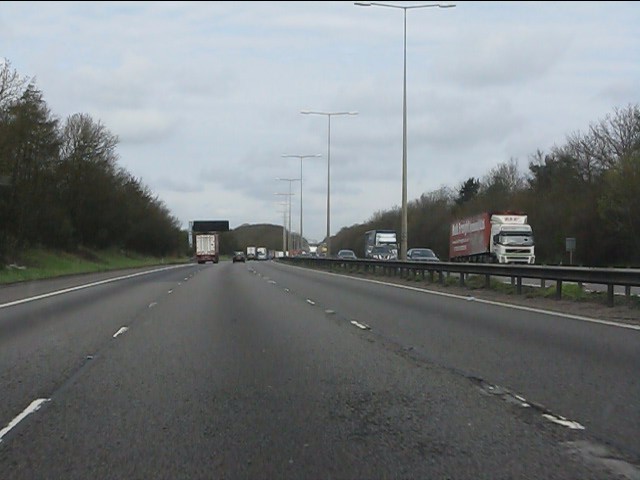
[[194, 233, 219, 264], [256, 246, 268, 260], [449, 211, 535, 264]]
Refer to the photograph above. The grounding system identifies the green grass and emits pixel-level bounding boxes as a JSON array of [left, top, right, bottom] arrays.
[[0, 248, 190, 285], [405, 272, 638, 309]]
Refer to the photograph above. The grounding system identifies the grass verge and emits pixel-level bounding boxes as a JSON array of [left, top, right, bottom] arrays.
[[0, 248, 190, 285]]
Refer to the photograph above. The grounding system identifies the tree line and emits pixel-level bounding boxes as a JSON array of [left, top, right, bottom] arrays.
[[332, 104, 640, 267], [0, 59, 188, 263]]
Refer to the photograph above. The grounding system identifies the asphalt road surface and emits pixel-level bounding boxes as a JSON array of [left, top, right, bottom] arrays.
[[1, 261, 638, 479]]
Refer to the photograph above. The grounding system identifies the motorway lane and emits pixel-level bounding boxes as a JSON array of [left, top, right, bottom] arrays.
[[0, 261, 634, 479], [0, 263, 200, 434], [251, 261, 640, 462]]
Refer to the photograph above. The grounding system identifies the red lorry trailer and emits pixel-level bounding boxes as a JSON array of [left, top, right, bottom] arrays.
[[449, 212, 535, 264]]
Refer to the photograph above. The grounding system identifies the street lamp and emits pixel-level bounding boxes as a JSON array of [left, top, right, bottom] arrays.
[[282, 153, 322, 251], [300, 110, 358, 256], [274, 192, 294, 253], [276, 180, 299, 254], [276, 201, 289, 254], [355, 1, 455, 260]]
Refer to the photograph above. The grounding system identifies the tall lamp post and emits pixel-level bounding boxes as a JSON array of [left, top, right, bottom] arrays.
[[282, 153, 322, 251], [276, 179, 299, 253], [355, 1, 455, 260], [300, 110, 358, 256], [276, 201, 289, 253]]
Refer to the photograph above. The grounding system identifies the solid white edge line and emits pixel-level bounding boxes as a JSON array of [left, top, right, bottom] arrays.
[[0, 264, 191, 310], [279, 263, 640, 332], [0, 398, 50, 443], [113, 326, 129, 338]]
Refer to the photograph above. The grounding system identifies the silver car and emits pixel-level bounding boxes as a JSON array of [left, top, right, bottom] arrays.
[[337, 249, 357, 260]]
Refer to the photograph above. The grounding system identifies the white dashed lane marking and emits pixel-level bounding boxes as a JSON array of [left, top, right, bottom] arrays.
[[113, 326, 129, 338]]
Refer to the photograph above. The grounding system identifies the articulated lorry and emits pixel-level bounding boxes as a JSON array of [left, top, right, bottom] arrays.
[[449, 212, 535, 264], [193, 232, 219, 264], [190, 220, 228, 264]]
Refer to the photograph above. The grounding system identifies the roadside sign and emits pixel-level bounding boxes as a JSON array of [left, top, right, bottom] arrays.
[[566, 237, 576, 265]]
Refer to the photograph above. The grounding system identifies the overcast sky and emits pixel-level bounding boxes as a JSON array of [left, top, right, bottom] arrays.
[[2, 1, 638, 243]]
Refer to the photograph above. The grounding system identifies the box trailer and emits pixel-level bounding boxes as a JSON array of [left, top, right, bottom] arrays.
[[449, 212, 535, 264]]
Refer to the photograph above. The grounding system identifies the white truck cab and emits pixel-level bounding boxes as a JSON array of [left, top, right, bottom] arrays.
[[490, 214, 535, 264]]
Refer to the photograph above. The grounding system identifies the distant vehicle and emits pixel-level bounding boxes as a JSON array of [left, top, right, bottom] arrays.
[[369, 245, 396, 261], [256, 246, 268, 260], [337, 249, 357, 260], [450, 211, 535, 264], [246, 246, 257, 260], [193, 232, 219, 264], [365, 230, 398, 259], [407, 248, 440, 262], [232, 251, 245, 263]]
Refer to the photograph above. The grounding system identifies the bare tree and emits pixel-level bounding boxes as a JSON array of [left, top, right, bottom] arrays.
[[560, 104, 640, 183], [0, 58, 29, 111], [58, 113, 119, 246]]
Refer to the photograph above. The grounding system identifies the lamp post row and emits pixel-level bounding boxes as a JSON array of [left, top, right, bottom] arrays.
[[277, 2, 454, 259], [282, 153, 322, 252]]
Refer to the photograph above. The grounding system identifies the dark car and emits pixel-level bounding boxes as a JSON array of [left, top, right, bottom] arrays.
[[337, 249, 357, 260], [232, 251, 246, 263], [406, 248, 440, 262], [369, 245, 397, 260]]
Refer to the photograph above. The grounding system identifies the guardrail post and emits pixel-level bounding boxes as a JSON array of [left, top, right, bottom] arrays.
[[541, 278, 546, 289], [625, 285, 631, 302], [516, 277, 522, 295], [485, 274, 490, 288], [459, 272, 465, 287], [607, 285, 614, 307], [556, 280, 562, 300]]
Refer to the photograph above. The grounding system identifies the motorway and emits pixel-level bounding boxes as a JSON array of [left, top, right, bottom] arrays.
[[1, 261, 639, 479]]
